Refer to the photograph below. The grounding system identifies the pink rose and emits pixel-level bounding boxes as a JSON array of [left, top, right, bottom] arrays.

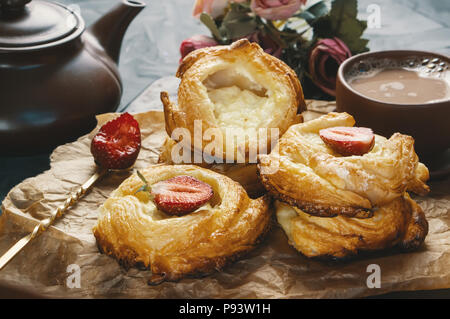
[[309, 37, 352, 96], [245, 32, 282, 58], [180, 35, 218, 61], [192, 0, 229, 18], [250, 0, 306, 20]]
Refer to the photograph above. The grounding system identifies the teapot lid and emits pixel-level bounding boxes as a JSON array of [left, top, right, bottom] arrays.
[[0, 0, 84, 49]]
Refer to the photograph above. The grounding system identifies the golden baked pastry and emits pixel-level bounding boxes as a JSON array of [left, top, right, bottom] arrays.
[[93, 164, 271, 283], [161, 38, 305, 163], [276, 193, 428, 259], [158, 137, 266, 198], [258, 112, 430, 218]]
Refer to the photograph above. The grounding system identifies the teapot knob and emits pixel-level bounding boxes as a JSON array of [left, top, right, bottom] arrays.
[[0, 0, 31, 14]]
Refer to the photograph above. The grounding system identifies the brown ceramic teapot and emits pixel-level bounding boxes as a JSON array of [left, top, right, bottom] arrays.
[[0, 0, 145, 155]]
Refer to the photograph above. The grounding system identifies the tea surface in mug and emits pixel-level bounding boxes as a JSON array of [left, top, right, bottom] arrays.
[[347, 61, 450, 104]]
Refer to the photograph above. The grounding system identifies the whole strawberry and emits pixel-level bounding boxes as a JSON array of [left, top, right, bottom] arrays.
[[91, 113, 141, 169]]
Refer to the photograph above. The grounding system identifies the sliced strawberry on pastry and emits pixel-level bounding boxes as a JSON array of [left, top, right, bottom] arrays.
[[151, 175, 213, 216], [319, 126, 375, 156], [91, 112, 141, 169]]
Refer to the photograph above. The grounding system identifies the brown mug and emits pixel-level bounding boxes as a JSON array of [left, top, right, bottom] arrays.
[[336, 50, 450, 164]]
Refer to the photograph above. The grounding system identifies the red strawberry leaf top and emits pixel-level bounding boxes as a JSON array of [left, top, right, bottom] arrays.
[[91, 113, 141, 169], [135, 172, 214, 216], [319, 126, 375, 156]]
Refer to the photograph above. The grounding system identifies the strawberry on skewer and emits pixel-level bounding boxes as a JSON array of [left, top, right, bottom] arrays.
[[0, 113, 143, 270], [91, 112, 141, 170]]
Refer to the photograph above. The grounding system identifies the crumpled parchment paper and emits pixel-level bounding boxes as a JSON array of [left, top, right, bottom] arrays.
[[0, 83, 449, 298]]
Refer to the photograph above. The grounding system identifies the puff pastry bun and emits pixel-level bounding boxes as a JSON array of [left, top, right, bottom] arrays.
[[93, 165, 271, 283], [161, 39, 305, 162], [258, 112, 430, 218], [258, 112, 429, 258], [276, 193, 428, 259]]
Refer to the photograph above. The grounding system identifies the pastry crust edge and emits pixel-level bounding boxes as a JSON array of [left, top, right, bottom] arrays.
[[93, 193, 273, 284], [257, 166, 373, 218]]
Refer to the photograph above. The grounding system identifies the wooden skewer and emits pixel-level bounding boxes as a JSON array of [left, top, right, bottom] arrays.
[[0, 168, 108, 271]]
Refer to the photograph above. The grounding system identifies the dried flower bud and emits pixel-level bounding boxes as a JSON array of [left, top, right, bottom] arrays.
[[309, 37, 352, 96]]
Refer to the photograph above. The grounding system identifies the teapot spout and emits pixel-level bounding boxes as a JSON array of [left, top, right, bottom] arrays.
[[88, 0, 145, 64]]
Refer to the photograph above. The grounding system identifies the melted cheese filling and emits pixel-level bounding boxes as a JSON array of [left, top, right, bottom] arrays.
[[275, 201, 297, 246], [208, 86, 270, 129], [203, 68, 274, 129]]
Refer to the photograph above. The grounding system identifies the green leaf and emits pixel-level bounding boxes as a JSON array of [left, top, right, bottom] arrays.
[[234, 0, 251, 10], [135, 170, 151, 195], [219, 3, 257, 40], [335, 18, 369, 53], [135, 184, 149, 195], [308, 1, 329, 17], [294, 1, 328, 24], [296, 11, 316, 24], [312, 0, 369, 54], [200, 13, 225, 42], [136, 170, 148, 184]]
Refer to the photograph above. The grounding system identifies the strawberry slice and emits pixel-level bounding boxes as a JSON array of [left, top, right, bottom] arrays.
[[319, 126, 375, 156], [91, 113, 141, 169], [151, 175, 213, 216]]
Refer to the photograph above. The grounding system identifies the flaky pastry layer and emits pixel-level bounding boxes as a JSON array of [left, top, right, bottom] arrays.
[[258, 112, 430, 218], [93, 165, 271, 283], [275, 193, 428, 259], [161, 39, 305, 162]]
